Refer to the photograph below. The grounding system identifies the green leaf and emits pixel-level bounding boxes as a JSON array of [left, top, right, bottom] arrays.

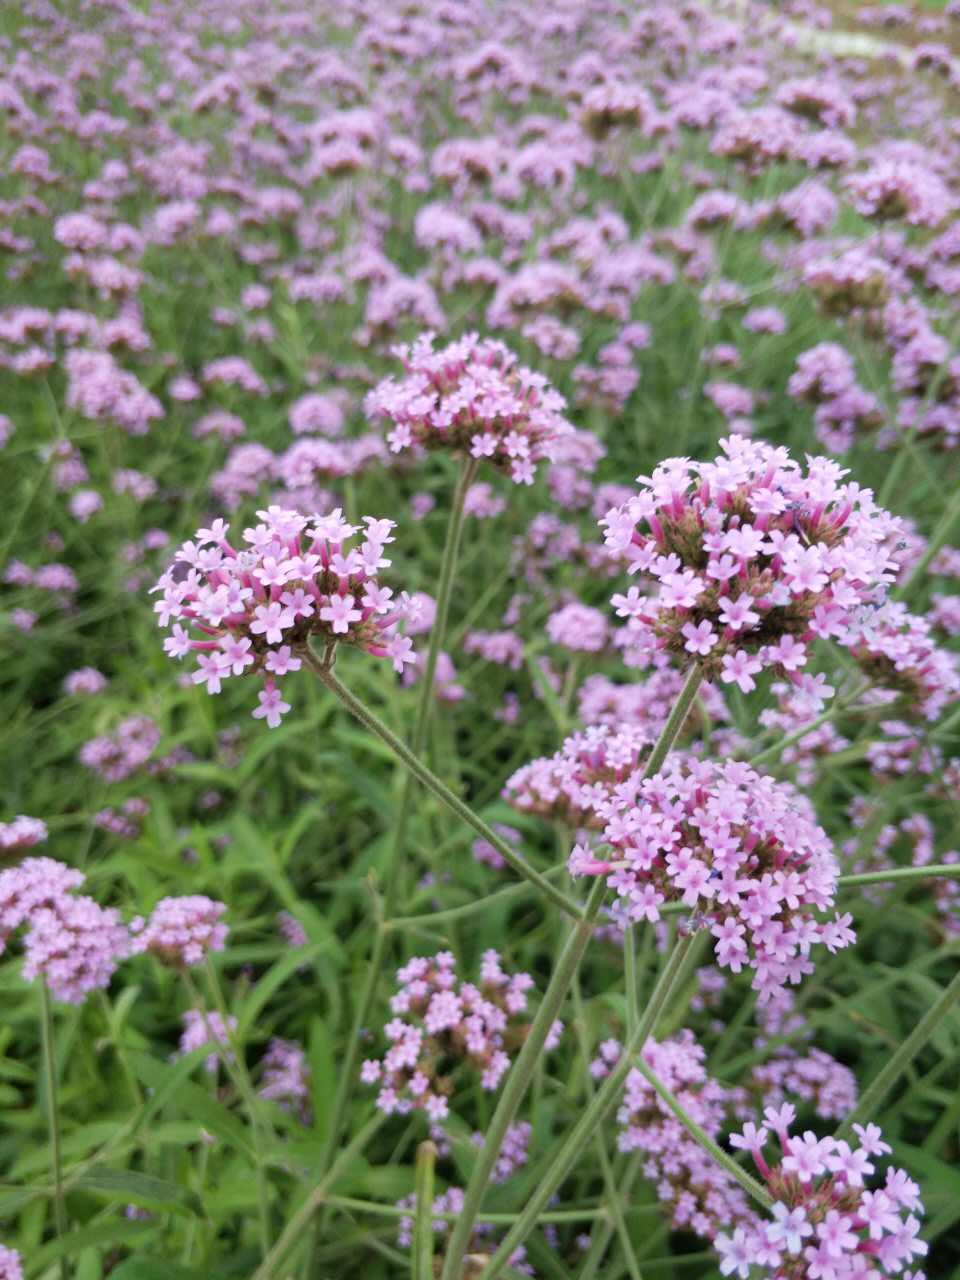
[[308, 1016, 335, 1144], [108, 1257, 206, 1280], [75, 1166, 203, 1217], [31, 1219, 153, 1269], [130, 1051, 256, 1158], [236, 941, 330, 1040]]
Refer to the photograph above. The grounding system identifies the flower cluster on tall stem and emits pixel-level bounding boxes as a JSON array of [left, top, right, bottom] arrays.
[[153, 506, 417, 727], [365, 331, 576, 484], [602, 437, 903, 700], [718, 1110, 927, 1279]]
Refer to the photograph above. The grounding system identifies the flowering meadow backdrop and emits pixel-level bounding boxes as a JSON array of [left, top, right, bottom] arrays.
[[2, 0, 960, 1277]]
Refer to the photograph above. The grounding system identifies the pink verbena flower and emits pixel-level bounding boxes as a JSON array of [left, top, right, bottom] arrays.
[[259, 1037, 311, 1122], [845, 161, 955, 228], [153, 506, 416, 728], [0, 856, 85, 951], [21, 896, 131, 1004], [719, 1115, 927, 1279], [546, 601, 609, 653], [361, 950, 557, 1121], [177, 1009, 236, 1075], [0, 816, 48, 854], [566, 755, 853, 1004], [596, 1031, 757, 1242], [131, 895, 228, 967], [365, 332, 575, 484], [847, 601, 960, 720], [602, 436, 902, 692], [0, 1246, 23, 1280]]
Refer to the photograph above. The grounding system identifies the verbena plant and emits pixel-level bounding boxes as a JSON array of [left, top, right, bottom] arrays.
[[1, 1, 960, 1279]]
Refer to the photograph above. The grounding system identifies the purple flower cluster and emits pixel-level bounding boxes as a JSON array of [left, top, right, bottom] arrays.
[[365, 332, 575, 484], [568, 756, 853, 1004], [177, 1008, 236, 1075], [847, 601, 960, 720], [130, 895, 228, 968], [0, 816, 48, 854], [602, 437, 902, 699], [0, 857, 130, 1003], [0, 1247, 22, 1280], [154, 507, 417, 728], [719, 1111, 927, 1279], [360, 950, 560, 1121], [259, 1038, 311, 1123], [592, 1031, 755, 1239]]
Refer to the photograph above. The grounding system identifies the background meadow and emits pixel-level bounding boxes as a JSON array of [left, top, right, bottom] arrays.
[[1, 0, 960, 1277]]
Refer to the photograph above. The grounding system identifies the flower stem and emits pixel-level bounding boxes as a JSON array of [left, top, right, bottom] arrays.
[[316, 885, 385, 1172], [318, 1194, 614, 1223], [251, 1112, 385, 1280], [40, 981, 68, 1280], [413, 1140, 438, 1280], [183, 965, 273, 1258], [384, 457, 478, 911], [439, 876, 608, 1280], [304, 653, 584, 920], [837, 863, 960, 889], [439, 665, 703, 1280], [747, 679, 872, 768], [482, 935, 702, 1277], [836, 965, 960, 1140], [628, 1055, 774, 1211]]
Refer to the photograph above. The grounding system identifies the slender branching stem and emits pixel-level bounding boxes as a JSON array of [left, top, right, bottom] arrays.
[[250, 1113, 385, 1280], [482, 934, 702, 1277], [439, 664, 704, 1280], [413, 1140, 438, 1280], [303, 651, 584, 920]]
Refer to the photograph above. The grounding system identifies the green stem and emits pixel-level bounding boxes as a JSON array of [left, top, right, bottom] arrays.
[[323, 1194, 612, 1223], [482, 936, 701, 1277], [625, 927, 640, 1041], [40, 982, 68, 1280], [836, 966, 960, 1140], [594, 1133, 643, 1280], [388, 867, 568, 931], [185, 966, 272, 1259], [316, 890, 385, 1173], [439, 877, 607, 1280], [747, 679, 872, 769], [384, 457, 478, 914], [628, 1056, 773, 1211], [837, 864, 960, 889], [578, 1154, 644, 1280], [304, 654, 584, 920], [413, 1141, 437, 1280], [440, 665, 704, 1280], [251, 1113, 385, 1280]]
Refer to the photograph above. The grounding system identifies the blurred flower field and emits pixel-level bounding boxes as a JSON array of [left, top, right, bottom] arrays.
[[1, 0, 960, 1277]]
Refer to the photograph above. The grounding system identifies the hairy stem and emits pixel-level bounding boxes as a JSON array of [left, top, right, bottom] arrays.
[[413, 1140, 438, 1280], [304, 653, 584, 920], [482, 935, 701, 1277], [251, 1112, 385, 1280], [628, 1055, 774, 1211], [440, 664, 703, 1280]]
